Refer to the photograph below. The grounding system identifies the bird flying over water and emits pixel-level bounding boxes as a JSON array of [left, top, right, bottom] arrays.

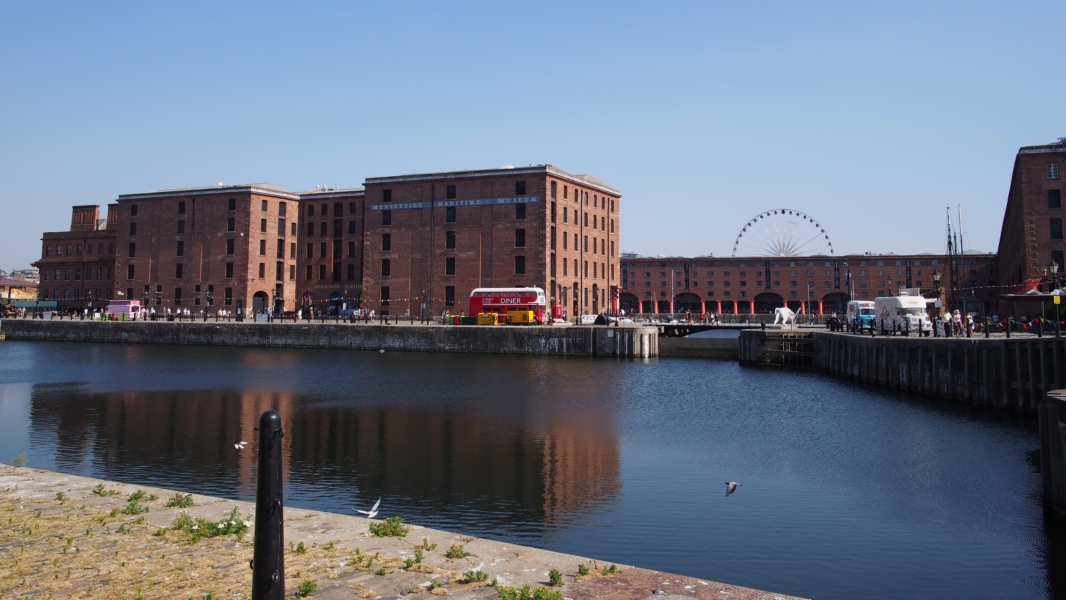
[[354, 498, 381, 519], [234, 441, 248, 450], [725, 482, 741, 497]]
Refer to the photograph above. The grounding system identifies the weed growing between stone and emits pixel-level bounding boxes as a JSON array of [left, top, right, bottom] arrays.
[[91, 484, 118, 497], [170, 506, 250, 542], [494, 583, 563, 600], [445, 544, 470, 559], [298, 578, 318, 596], [11, 455, 27, 468], [165, 492, 193, 508], [548, 568, 562, 586], [368, 515, 409, 537]]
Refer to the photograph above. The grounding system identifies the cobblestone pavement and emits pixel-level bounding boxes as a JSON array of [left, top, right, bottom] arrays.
[[0, 466, 804, 600]]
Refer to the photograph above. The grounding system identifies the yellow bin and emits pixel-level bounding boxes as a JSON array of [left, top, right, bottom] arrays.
[[477, 313, 498, 326], [510, 310, 535, 325]]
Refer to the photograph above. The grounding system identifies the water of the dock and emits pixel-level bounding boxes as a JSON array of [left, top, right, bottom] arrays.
[[0, 465, 804, 600]]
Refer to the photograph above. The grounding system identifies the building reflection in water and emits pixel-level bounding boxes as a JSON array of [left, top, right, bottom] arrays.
[[28, 372, 620, 540]]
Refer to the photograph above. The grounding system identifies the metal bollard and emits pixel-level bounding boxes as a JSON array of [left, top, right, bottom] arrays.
[[1006, 320, 1010, 338], [252, 410, 285, 600]]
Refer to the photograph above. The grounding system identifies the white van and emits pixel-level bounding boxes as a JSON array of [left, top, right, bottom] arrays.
[[845, 301, 876, 332], [873, 295, 931, 333]]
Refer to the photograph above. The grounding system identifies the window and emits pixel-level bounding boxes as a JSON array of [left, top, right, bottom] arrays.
[[258, 263, 265, 278], [515, 256, 526, 275], [127, 265, 135, 279], [347, 264, 355, 280], [446, 185, 456, 199], [348, 241, 355, 257], [306, 222, 314, 236], [1051, 190, 1062, 208], [260, 219, 267, 233], [175, 263, 184, 279], [584, 213, 588, 227], [128, 242, 136, 257], [445, 286, 455, 307], [380, 286, 390, 304], [320, 222, 327, 236], [320, 264, 326, 280], [383, 189, 392, 203], [446, 231, 456, 249], [515, 229, 526, 247], [129, 222, 137, 235], [381, 259, 391, 277], [178, 201, 186, 214], [228, 198, 236, 211], [348, 220, 356, 234], [177, 220, 185, 234], [320, 242, 327, 258], [446, 257, 455, 276], [259, 240, 266, 255], [551, 226, 556, 250], [515, 181, 526, 196], [226, 262, 234, 278], [1049, 163, 1061, 180], [277, 239, 284, 259], [74, 269, 81, 281], [176, 241, 184, 256], [445, 207, 455, 223], [563, 208, 568, 223], [349, 202, 356, 214], [306, 265, 313, 280], [260, 200, 268, 211], [551, 202, 556, 223], [279, 202, 286, 216], [1052, 218, 1063, 240], [225, 287, 233, 305], [321, 203, 328, 216], [227, 218, 235, 232], [563, 232, 568, 250], [291, 223, 296, 236], [382, 210, 392, 226], [382, 234, 391, 251], [1053, 251, 1064, 268], [515, 203, 526, 220], [290, 242, 296, 258], [227, 239, 235, 255], [307, 204, 315, 217], [130, 204, 138, 216]]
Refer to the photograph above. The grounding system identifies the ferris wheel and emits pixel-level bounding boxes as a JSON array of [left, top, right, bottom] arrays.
[[731, 209, 835, 257]]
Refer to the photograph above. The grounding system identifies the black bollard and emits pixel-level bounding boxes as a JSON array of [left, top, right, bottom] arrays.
[[1057, 317, 1061, 338], [1006, 320, 1010, 339], [252, 410, 285, 600], [985, 317, 990, 338]]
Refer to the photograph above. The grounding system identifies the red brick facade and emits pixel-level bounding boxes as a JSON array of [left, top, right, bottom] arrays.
[[113, 184, 301, 313], [295, 187, 367, 312], [620, 252, 998, 316], [996, 140, 1066, 289], [359, 166, 621, 317], [32, 205, 118, 310]]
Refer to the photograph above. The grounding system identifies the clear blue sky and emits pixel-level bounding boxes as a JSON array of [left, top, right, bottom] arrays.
[[2, 2, 1064, 270]]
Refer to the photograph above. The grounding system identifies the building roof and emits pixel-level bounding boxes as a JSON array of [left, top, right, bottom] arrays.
[[298, 187, 366, 199], [118, 183, 299, 201], [1018, 138, 1066, 155], [364, 165, 620, 196]]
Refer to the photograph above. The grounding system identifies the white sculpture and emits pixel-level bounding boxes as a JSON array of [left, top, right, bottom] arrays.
[[773, 306, 796, 326]]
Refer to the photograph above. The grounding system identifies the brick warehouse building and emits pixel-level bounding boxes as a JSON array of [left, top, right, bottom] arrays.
[[620, 251, 998, 316], [32, 204, 118, 311], [996, 139, 1066, 289], [113, 183, 301, 313], [357, 165, 621, 318], [295, 186, 367, 313]]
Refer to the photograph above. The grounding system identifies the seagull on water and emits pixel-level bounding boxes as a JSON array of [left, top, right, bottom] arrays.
[[379, 348, 385, 354], [354, 498, 381, 519], [725, 482, 741, 497], [234, 441, 248, 450]]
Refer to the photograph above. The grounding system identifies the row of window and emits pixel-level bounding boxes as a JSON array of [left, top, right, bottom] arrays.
[[125, 262, 294, 281], [42, 268, 112, 282], [40, 288, 113, 302], [130, 199, 288, 217], [624, 259, 955, 269], [43, 243, 114, 257]]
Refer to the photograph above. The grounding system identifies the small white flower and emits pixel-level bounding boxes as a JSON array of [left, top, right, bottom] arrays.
[[243, 521, 251, 528], [230, 521, 236, 526], [218, 523, 226, 529], [191, 525, 199, 530]]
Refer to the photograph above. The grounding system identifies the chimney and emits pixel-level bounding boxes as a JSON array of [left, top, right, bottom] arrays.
[[70, 205, 100, 232], [105, 203, 119, 229]]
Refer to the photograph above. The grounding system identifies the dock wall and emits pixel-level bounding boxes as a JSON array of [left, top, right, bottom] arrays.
[[740, 330, 1066, 411], [0, 319, 659, 358]]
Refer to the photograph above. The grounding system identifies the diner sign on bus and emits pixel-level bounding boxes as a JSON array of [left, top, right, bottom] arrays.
[[370, 196, 540, 211]]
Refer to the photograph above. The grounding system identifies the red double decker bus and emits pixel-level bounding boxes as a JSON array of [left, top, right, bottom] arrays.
[[469, 287, 547, 323]]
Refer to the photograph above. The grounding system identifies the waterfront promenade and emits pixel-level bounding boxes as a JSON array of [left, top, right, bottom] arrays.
[[0, 464, 802, 600]]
